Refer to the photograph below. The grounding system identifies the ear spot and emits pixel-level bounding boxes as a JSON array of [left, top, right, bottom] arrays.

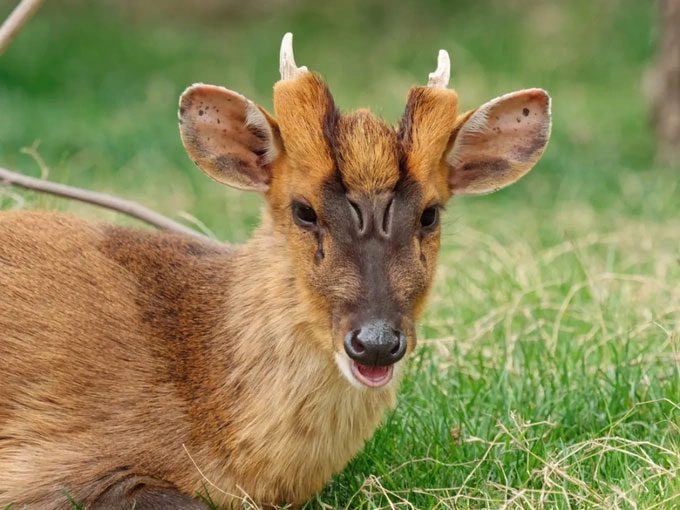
[[178, 84, 280, 192], [446, 88, 551, 196]]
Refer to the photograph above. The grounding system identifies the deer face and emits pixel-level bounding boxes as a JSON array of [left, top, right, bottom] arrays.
[[179, 35, 551, 389]]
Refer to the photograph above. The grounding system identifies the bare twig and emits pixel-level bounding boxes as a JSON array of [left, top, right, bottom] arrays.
[[20, 140, 50, 179], [1, 4, 209, 239], [0, 0, 45, 55], [0, 166, 207, 239]]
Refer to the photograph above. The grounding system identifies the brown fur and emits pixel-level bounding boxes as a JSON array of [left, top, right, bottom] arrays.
[[0, 61, 550, 508], [0, 211, 394, 508], [334, 110, 400, 193]]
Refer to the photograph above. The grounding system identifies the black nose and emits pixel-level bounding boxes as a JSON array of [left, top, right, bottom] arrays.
[[343, 320, 407, 367]]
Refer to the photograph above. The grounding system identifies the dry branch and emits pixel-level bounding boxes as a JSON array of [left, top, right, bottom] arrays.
[[1, 3, 209, 239], [0, 167, 207, 239], [0, 0, 44, 55]]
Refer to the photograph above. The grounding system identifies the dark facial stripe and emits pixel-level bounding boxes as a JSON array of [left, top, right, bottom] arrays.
[[398, 87, 425, 153], [321, 86, 344, 188], [397, 150, 410, 183]]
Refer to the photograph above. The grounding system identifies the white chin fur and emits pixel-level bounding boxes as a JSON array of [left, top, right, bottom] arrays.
[[334, 352, 401, 390]]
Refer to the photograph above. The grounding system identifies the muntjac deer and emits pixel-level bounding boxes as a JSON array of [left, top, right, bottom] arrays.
[[0, 34, 551, 509]]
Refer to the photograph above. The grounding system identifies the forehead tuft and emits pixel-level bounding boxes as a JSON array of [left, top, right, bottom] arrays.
[[273, 74, 403, 196], [331, 110, 401, 193]]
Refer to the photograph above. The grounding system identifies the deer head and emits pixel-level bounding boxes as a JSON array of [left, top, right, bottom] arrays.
[[178, 33, 551, 389]]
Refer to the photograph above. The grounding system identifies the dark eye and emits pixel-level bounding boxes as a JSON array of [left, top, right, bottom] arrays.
[[420, 206, 439, 229], [292, 201, 318, 228]]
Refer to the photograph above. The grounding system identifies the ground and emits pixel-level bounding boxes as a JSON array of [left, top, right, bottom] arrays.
[[0, 0, 678, 508]]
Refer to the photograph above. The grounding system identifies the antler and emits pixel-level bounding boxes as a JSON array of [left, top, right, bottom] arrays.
[[427, 49, 450, 88], [279, 32, 308, 80]]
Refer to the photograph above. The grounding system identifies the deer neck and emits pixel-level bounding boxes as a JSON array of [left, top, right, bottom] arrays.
[[190, 216, 398, 502]]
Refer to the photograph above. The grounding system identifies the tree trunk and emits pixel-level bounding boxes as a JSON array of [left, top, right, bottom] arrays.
[[650, 0, 680, 166]]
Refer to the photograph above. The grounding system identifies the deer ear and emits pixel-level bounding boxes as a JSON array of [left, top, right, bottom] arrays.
[[179, 84, 281, 192], [446, 88, 551, 195]]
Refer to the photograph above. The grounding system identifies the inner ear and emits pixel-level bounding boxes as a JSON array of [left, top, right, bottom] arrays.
[[446, 88, 551, 196], [179, 84, 281, 192]]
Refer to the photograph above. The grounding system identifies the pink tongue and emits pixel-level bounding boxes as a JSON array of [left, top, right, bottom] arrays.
[[356, 364, 389, 381]]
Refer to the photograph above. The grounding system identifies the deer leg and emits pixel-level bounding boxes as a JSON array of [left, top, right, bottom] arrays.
[[90, 474, 209, 510]]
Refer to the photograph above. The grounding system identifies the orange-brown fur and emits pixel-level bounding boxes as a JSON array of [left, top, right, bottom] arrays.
[[0, 53, 550, 508], [0, 76, 423, 509], [0, 211, 394, 508]]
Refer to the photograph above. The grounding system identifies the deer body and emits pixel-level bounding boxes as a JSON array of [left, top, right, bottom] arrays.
[[0, 211, 393, 508], [0, 35, 551, 508]]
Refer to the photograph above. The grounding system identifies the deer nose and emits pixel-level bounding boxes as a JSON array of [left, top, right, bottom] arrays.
[[343, 320, 406, 366]]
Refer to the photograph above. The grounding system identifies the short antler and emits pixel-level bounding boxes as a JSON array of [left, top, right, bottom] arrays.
[[427, 49, 450, 88], [279, 32, 308, 80]]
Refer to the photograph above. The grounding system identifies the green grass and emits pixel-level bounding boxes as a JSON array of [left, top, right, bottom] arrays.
[[1, 0, 678, 508]]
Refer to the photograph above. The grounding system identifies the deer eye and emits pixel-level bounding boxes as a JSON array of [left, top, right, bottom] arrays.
[[420, 206, 439, 230], [292, 201, 318, 228]]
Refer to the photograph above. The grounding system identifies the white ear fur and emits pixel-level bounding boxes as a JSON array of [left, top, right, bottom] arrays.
[[179, 83, 280, 192], [446, 88, 551, 195], [244, 100, 279, 166]]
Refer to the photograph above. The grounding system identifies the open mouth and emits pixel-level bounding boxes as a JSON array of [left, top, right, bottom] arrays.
[[350, 361, 394, 388]]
